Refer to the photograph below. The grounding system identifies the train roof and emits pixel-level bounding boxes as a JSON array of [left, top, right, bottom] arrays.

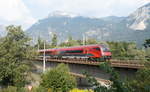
[[39, 44, 107, 52]]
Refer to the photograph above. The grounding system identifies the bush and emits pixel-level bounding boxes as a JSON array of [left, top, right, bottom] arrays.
[[128, 64, 150, 92], [40, 63, 76, 92]]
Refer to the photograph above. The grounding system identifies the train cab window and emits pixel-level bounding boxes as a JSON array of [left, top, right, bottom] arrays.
[[102, 47, 110, 52], [100, 45, 110, 52], [93, 47, 100, 51]]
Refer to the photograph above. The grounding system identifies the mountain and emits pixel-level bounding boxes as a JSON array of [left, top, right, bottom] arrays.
[[26, 3, 150, 47], [127, 3, 150, 30], [26, 12, 125, 42]]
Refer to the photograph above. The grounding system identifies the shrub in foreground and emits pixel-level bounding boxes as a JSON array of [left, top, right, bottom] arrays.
[[40, 63, 76, 92]]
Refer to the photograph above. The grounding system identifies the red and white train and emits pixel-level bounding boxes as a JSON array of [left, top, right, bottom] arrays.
[[39, 44, 112, 61]]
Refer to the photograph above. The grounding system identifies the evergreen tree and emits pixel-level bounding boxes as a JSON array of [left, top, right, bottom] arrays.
[[51, 33, 57, 48], [144, 39, 150, 48], [37, 37, 43, 49], [0, 25, 31, 87]]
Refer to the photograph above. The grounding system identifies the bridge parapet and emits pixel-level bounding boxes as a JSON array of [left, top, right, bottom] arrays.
[[36, 58, 144, 69], [110, 60, 144, 69]]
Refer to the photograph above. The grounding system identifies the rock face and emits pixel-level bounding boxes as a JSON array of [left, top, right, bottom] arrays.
[[127, 3, 150, 30], [26, 3, 150, 47]]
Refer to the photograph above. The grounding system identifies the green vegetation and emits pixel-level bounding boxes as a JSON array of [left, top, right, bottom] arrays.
[[0, 62, 150, 92], [107, 42, 146, 60], [144, 39, 150, 60], [40, 63, 76, 92], [0, 25, 149, 92], [0, 25, 33, 87], [59, 36, 84, 47], [51, 33, 58, 48], [0, 63, 77, 92], [144, 39, 150, 48], [128, 62, 150, 92], [84, 62, 150, 92], [35, 37, 51, 49]]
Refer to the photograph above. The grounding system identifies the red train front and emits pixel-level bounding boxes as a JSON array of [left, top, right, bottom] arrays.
[[39, 44, 111, 61]]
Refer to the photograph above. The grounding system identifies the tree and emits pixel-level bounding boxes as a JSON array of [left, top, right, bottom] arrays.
[[128, 63, 150, 92], [86, 38, 98, 45], [127, 43, 146, 60], [59, 36, 79, 47], [51, 33, 57, 48], [40, 64, 76, 92], [35, 37, 50, 49], [65, 36, 79, 47], [0, 25, 31, 87], [145, 48, 150, 61], [84, 62, 130, 92], [144, 39, 150, 61], [107, 41, 146, 60], [84, 62, 150, 92], [143, 39, 150, 48], [37, 37, 44, 49]]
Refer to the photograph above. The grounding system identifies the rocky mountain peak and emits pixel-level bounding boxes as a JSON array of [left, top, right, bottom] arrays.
[[26, 3, 150, 47], [128, 3, 150, 30]]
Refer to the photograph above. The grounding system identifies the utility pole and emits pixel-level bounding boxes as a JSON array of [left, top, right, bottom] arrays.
[[82, 34, 84, 45], [83, 34, 86, 45], [43, 41, 46, 72], [38, 43, 39, 52], [85, 34, 87, 45]]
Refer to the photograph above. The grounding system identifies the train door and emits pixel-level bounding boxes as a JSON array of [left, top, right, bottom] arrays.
[[84, 48, 89, 57]]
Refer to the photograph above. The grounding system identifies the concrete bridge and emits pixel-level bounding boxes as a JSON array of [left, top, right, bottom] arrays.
[[32, 58, 142, 86]]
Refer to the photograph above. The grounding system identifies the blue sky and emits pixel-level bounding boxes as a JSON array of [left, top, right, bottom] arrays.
[[0, 0, 149, 30]]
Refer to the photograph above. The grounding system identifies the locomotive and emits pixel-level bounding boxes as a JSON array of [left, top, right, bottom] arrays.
[[39, 44, 111, 61]]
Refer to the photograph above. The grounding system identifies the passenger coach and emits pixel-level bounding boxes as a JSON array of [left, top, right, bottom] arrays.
[[39, 44, 111, 61]]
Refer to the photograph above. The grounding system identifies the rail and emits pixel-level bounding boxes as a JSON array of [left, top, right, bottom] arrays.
[[36, 58, 100, 65]]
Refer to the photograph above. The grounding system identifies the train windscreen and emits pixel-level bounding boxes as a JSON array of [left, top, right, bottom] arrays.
[[100, 45, 110, 52]]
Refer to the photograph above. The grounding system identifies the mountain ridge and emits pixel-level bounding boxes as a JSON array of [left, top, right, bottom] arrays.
[[25, 3, 150, 46], [1, 3, 150, 46]]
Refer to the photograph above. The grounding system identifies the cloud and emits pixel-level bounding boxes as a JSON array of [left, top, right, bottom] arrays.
[[0, 0, 36, 29], [30, 0, 150, 17], [0, 0, 150, 29]]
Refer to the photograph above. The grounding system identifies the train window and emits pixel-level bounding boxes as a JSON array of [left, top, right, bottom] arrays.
[[93, 47, 100, 51], [66, 50, 83, 53]]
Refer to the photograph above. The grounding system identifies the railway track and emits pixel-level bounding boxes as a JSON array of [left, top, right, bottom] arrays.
[[35, 58, 145, 69]]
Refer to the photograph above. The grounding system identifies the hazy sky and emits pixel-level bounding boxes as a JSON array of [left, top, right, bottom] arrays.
[[0, 0, 150, 29]]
